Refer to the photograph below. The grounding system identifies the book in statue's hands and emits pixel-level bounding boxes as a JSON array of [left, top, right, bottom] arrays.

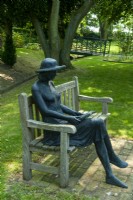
[[80, 111, 96, 121]]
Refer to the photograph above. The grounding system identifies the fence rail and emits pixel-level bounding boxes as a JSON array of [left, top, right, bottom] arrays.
[[71, 37, 111, 56]]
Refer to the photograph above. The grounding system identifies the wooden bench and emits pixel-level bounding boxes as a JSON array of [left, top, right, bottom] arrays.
[[18, 76, 113, 188]]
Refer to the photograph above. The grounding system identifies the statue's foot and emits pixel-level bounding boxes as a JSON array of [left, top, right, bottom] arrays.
[[110, 155, 128, 168], [106, 175, 128, 188]]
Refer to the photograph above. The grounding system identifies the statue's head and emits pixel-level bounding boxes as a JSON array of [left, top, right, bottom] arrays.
[[36, 58, 66, 73], [36, 58, 66, 81]]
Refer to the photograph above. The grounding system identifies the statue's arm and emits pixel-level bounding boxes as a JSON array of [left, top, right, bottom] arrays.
[[31, 87, 80, 125], [60, 104, 82, 116]]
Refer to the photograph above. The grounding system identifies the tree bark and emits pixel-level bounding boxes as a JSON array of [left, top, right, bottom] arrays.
[[99, 18, 110, 40], [49, 0, 60, 62], [32, 16, 50, 57]]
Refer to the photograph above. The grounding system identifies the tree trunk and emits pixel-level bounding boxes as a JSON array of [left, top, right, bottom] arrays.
[[31, 0, 95, 68], [99, 18, 110, 40], [49, 0, 60, 62], [60, 0, 95, 68], [2, 19, 16, 67], [32, 16, 50, 57]]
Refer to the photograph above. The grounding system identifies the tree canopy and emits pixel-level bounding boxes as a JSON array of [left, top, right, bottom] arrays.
[[0, 0, 132, 67]]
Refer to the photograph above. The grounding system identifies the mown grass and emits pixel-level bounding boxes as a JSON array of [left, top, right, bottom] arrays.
[[1, 53, 133, 199]]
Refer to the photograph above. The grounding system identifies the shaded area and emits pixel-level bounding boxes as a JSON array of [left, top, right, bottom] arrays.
[[0, 59, 36, 94]]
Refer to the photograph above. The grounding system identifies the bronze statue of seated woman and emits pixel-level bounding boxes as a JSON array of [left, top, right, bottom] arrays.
[[32, 58, 128, 188]]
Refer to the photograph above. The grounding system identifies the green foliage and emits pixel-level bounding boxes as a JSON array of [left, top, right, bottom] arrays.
[[96, 0, 132, 23], [109, 15, 133, 62], [13, 26, 38, 44], [114, 32, 132, 54], [77, 12, 100, 38], [13, 32, 25, 47], [2, 35, 16, 66], [25, 43, 41, 50]]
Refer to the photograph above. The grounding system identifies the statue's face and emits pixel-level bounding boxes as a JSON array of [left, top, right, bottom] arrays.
[[48, 71, 56, 80], [39, 70, 56, 81]]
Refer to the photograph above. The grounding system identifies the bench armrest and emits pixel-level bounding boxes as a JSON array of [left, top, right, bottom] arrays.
[[79, 95, 113, 103], [27, 119, 76, 134]]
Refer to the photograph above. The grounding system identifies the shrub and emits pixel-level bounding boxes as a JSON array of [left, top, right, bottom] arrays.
[[25, 43, 41, 50], [13, 32, 25, 48]]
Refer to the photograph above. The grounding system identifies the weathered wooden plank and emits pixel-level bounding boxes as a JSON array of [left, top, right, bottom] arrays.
[[60, 132, 69, 188], [90, 112, 110, 120], [56, 81, 76, 93], [68, 89, 72, 108], [27, 119, 76, 134], [30, 162, 59, 175], [35, 141, 44, 148], [42, 145, 60, 151], [81, 112, 110, 120], [30, 136, 43, 146], [73, 77, 80, 111], [72, 88, 76, 110], [63, 90, 67, 105], [18, 93, 33, 180], [102, 102, 108, 114], [78, 95, 113, 103], [34, 104, 42, 136], [29, 145, 76, 154], [29, 146, 59, 154]]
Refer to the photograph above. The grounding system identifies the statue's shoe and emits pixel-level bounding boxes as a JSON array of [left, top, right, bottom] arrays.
[[106, 175, 128, 188], [110, 156, 128, 168]]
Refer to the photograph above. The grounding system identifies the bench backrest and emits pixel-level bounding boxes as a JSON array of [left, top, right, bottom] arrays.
[[55, 76, 79, 110]]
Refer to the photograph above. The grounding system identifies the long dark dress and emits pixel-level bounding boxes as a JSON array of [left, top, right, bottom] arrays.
[[32, 81, 107, 147], [43, 117, 107, 147]]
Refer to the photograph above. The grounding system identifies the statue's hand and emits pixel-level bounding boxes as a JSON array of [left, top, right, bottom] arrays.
[[78, 111, 96, 121], [74, 111, 82, 116], [67, 116, 81, 125]]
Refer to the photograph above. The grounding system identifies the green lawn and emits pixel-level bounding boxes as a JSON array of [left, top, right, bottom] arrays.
[[1, 54, 133, 199]]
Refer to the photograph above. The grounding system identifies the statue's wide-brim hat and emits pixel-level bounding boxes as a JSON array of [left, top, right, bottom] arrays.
[[36, 58, 66, 73]]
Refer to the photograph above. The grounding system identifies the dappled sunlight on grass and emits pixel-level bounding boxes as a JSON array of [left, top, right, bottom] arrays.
[[111, 111, 119, 117], [123, 120, 133, 127], [2, 102, 17, 109], [0, 73, 14, 81], [108, 128, 133, 139], [82, 87, 102, 94], [114, 129, 130, 139], [6, 161, 21, 173], [86, 57, 93, 60], [117, 129, 130, 138]]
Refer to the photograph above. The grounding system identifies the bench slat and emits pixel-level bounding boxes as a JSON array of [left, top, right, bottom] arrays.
[[56, 81, 76, 93], [30, 162, 59, 174], [30, 136, 43, 146]]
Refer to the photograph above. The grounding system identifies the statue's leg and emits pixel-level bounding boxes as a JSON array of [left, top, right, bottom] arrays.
[[94, 140, 128, 188], [104, 134, 128, 168]]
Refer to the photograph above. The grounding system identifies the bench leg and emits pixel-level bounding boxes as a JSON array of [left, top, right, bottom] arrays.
[[23, 148, 32, 181], [23, 144, 32, 181], [60, 132, 69, 188], [22, 127, 32, 180]]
